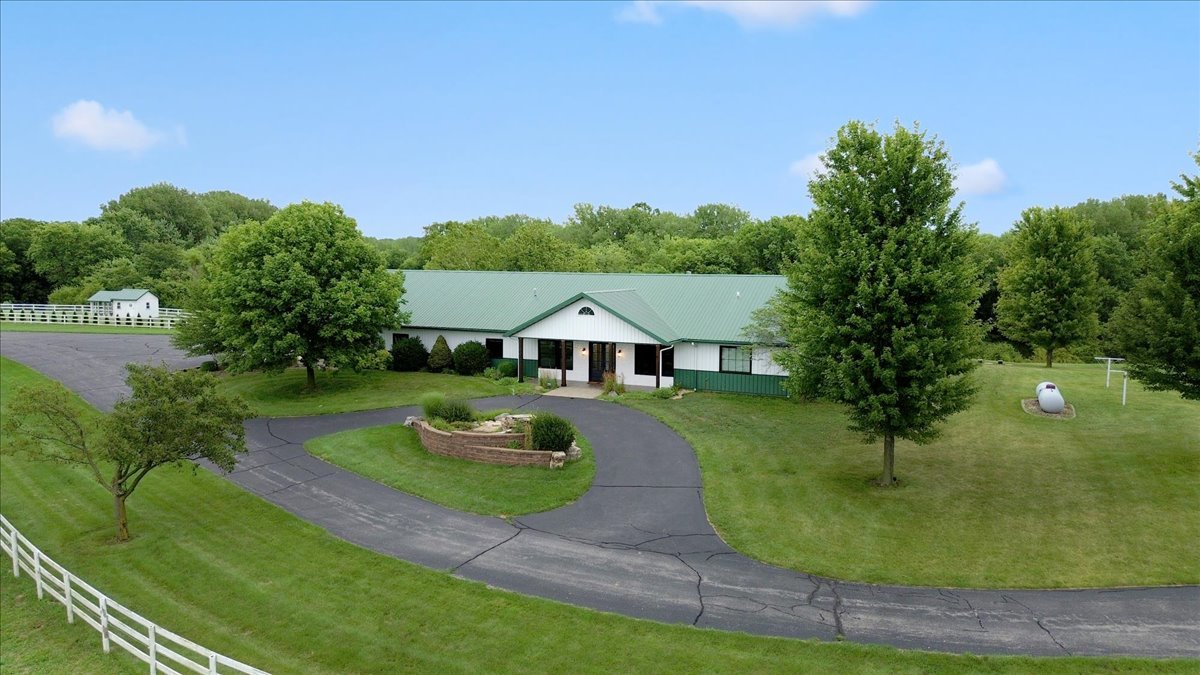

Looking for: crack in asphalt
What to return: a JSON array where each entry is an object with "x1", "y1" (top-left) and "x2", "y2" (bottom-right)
[
  {"x1": 255, "y1": 469, "x2": 335, "y2": 496},
  {"x1": 452, "y1": 528, "x2": 524, "y2": 573}
]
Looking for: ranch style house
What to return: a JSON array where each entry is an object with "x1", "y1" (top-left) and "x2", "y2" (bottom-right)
[{"x1": 388, "y1": 270, "x2": 789, "y2": 396}]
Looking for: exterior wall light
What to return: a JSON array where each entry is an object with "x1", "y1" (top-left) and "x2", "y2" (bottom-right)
[{"x1": 617, "y1": 349, "x2": 623, "y2": 357}]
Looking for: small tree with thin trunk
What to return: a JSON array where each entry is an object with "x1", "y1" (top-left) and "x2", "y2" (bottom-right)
[
  {"x1": 3, "y1": 364, "x2": 251, "y2": 541},
  {"x1": 997, "y1": 207, "x2": 1099, "y2": 367},
  {"x1": 773, "y1": 121, "x2": 980, "y2": 486}
]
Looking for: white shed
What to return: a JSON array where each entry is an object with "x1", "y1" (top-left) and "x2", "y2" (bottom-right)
[{"x1": 87, "y1": 289, "x2": 160, "y2": 318}]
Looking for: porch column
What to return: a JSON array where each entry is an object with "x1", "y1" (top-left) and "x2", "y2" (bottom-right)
[
  {"x1": 560, "y1": 339, "x2": 568, "y2": 387},
  {"x1": 656, "y1": 344, "x2": 662, "y2": 389},
  {"x1": 517, "y1": 338, "x2": 524, "y2": 383}
]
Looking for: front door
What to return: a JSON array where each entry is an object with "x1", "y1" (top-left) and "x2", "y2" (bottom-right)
[{"x1": 588, "y1": 342, "x2": 614, "y2": 382}]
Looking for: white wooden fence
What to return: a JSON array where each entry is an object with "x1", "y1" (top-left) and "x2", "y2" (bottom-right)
[
  {"x1": 1, "y1": 514, "x2": 268, "y2": 675},
  {"x1": 0, "y1": 304, "x2": 188, "y2": 329}
]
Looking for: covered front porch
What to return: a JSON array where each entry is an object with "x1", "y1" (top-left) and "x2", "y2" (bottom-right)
[{"x1": 506, "y1": 290, "x2": 677, "y2": 390}]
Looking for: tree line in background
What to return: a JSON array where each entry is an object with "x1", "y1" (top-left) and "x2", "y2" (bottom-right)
[
  {"x1": 0, "y1": 183, "x2": 276, "y2": 308},
  {"x1": 0, "y1": 154, "x2": 1194, "y2": 382}
]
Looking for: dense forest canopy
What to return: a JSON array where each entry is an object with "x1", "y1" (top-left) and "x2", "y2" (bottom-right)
[{"x1": 0, "y1": 178, "x2": 1182, "y2": 362}]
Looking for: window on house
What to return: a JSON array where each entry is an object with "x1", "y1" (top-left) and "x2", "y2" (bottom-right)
[
  {"x1": 661, "y1": 348, "x2": 674, "y2": 377},
  {"x1": 116, "y1": 302, "x2": 121, "y2": 309},
  {"x1": 391, "y1": 333, "x2": 409, "y2": 349},
  {"x1": 486, "y1": 338, "x2": 504, "y2": 359},
  {"x1": 634, "y1": 344, "x2": 658, "y2": 376},
  {"x1": 146, "y1": 302, "x2": 150, "y2": 309},
  {"x1": 538, "y1": 339, "x2": 573, "y2": 369},
  {"x1": 578, "y1": 306, "x2": 595, "y2": 315},
  {"x1": 719, "y1": 346, "x2": 752, "y2": 374}
]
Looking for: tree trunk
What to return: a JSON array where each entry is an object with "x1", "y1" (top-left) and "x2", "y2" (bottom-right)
[
  {"x1": 880, "y1": 434, "x2": 896, "y2": 486},
  {"x1": 306, "y1": 363, "x2": 317, "y2": 389},
  {"x1": 1045, "y1": 347, "x2": 1054, "y2": 368},
  {"x1": 114, "y1": 494, "x2": 130, "y2": 542}
]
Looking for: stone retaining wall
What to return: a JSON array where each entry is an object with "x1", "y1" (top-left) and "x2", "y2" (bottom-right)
[{"x1": 413, "y1": 420, "x2": 562, "y2": 467}]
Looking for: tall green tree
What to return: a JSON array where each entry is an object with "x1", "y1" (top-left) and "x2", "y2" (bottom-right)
[
  {"x1": 3, "y1": 364, "x2": 251, "y2": 541},
  {"x1": 773, "y1": 121, "x2": 979, "y2": 486},
  {"x1": 420, "y1": 221, "x2": 502, "y2": 270},
  {"x1": 196, "y1": 190, "x2": 277, "y2": 233},
  {"x1": 104, "y1": 183, "x2": 215, "y2": 246},
  {"x1": 0, "y1": 218, "x2": 53, "y2": 302},
  {"x1": 28, "y1": 221, "x2": 130, "y2": 288},
  {"x1": 730, "y1": 215, "x2": 804, "y2": 274},
  {"x1": 175, "y1": 202, "x2": 407, "y2": 388},
  {"x1": 1109, "y1": 159, "x2": 1200, "y2": 399},
  {"x1": 997, "y1": 207, "x2": 1100, "y2": 367},
  {"x1": 497, "y1": 221, "x2": 581, "y2": 271}
]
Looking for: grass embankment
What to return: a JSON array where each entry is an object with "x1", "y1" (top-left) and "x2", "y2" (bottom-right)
[
  {"x1": 0, "y1": 322, "x2": 173, "y2": 335},
  {"x1": 625, "y1": 363, "x2": 1200, "y2": 589},
  {"x1": 4, "y1": 358, "x2": 1189, "y2": 672},
  {"x1": 306, "y1": 425, "x2": 595, "y2": 516},
  {"x1": 215, "y1": 368, "x2": 534, "y2": 417},
  {"x1": 0, "y1": 575, "x2": 138, "y2": 674}
]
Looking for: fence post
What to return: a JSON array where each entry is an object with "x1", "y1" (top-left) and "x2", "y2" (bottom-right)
[
  {"x1": 9, "y1": 527, "x2": 17, "y2": 578},
  {"x1": 99, "y1": 595, "x2": 111, "y2": 653},
  {"x1": 65, "y1": 570, "x2": 74, "y2": 623},
  {"x1": 34, "y1": 548, "x2": 43, "y2": 599},
  {"x1": 209, "y1": 652, "x2": 218, "y2": 674},
  {"x1": 149, "y1": 624, "x2": 158, "y2": 675}
]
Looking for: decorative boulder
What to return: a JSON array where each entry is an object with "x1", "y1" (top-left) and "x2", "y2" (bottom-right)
[
  {"x1": 550, "y1": 452, "x2": 566, "y2": 469},
  {"x1": 1036, "y1": 382, "x2": 1065, "y2": 414}
]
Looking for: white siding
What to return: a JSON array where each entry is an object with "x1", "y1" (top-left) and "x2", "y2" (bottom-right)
[
  {"x1": 675, "y1": 343, "x2": 788, "y2": 376},
  {"x1": 392, "y1": 329, "x2": 515, "y2": 357},
  {"x1": 513, "y1": 299, "x2": 660, "y2": 345},
  {"x1": 113, "y1": 293, "x2": 159, "y2": 319}
]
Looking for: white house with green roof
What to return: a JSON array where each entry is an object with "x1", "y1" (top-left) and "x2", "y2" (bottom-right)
[
  {"x1": 389, "y1": 270, "x2": 789, "y2": 396},
  {"x1": 87, "y1": 288, "x2": 159, "y2": 319}
]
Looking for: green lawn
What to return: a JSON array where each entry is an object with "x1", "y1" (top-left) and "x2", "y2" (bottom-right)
[
  {"x1": 624, "y1": 363, "x2": 1200, "y2": 589},
  {"x1": 3, "y1": 358, "x2": 1189, "y2": 673},
  {"x1": 0, "y1": 321, "x2": 173, "y2": 335},
  {"x1": 215, "y1": 368, "x2": 535, "y2": 417},
  {"x1": 306, "y1": 424, "x2": 595, "y2": 516},
  {"x1": 0, "y1": 575, "x2": 138, "y2": 674}
]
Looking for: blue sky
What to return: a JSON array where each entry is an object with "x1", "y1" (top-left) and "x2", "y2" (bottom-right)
[{"x1": 1, "y1": 1, "x2": 1196, "y2": 237}]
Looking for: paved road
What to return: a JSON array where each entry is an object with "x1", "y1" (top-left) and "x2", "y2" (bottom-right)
[{"x1": 2, "y1": 331, "x2": 1197, "y2": 658}]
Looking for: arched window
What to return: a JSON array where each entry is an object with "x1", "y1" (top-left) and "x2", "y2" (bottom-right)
[{"x1": 578, "y1": 306, "x2": 595, "y2": 316}]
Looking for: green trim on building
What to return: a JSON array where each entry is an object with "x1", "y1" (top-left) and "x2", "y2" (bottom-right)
[{"x1": 673, "y1": 369, "x2": 788, "y2": 397}]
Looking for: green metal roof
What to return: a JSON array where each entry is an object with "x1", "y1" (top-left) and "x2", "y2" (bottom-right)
[
  {"x1": 87, "y1": 288, "x2": 152, "y2": 302},
  {"x1": 400, "y1": 270, "x2": 784, "y2": 344}
]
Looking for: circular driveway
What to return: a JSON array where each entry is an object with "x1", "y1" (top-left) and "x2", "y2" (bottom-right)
[{"x1": 2, "y1": 331, "x2": 1197, "y2": 658}]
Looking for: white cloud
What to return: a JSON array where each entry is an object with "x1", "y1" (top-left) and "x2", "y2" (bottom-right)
[
  {"x1": 51, "y1": 100, "x2": 174, "y2": 153},
  {"x1": 617, "y1": 0, "x2": 662, "y2": 24},
  {"x1": 619, "y1": 1, "x2": 872, "y2": 28},
  {"x1": 789, "y1": 153, "x2": 826, "y2": 180},
  {"x1": 955, "y1": 158, "x2": 1008, "y2": 196}
]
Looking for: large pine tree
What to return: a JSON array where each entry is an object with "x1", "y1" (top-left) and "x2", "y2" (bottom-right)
[{"x1": 776, "y1": 121, "x2": 980, "y2": 486}]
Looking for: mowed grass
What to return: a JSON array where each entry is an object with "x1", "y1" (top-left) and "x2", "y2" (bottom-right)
[
  {"x1": 215, "y1": 368, "x2": 534, "y2": 417},
  {"x1": 625, "y1": 363, "x2": 1200, "y2": 589},
  {"x1": 0, "y1": 575, "x2": 138, "y2": 674},
  {"x1": 306, "y1": 425, "x2": 595, "y2": 516},
  {"x1": 3, "y1": 358, "x2": 1190, "y2": 673},
  {"x1": 1, "y1": 321, "x2": 173, "y2": 335}
]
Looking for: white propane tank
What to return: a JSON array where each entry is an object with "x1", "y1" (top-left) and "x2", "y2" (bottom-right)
[{"x1": 1036, "y1": 381, "x2": 1065, "y2": 414}]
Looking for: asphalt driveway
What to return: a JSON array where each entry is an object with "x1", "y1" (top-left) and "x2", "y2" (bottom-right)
[{"x1": 2, "y1": 331, "x2": 1196, "y2": 657}]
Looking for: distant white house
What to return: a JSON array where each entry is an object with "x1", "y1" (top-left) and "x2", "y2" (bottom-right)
[{"x1": 87, "y1": 289, "x2": 160, "y2": 318}]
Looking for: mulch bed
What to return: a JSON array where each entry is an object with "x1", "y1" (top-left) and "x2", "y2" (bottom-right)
[{"x1": 1021, "y1": 398, "x2": 1076, "y2": 419}]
